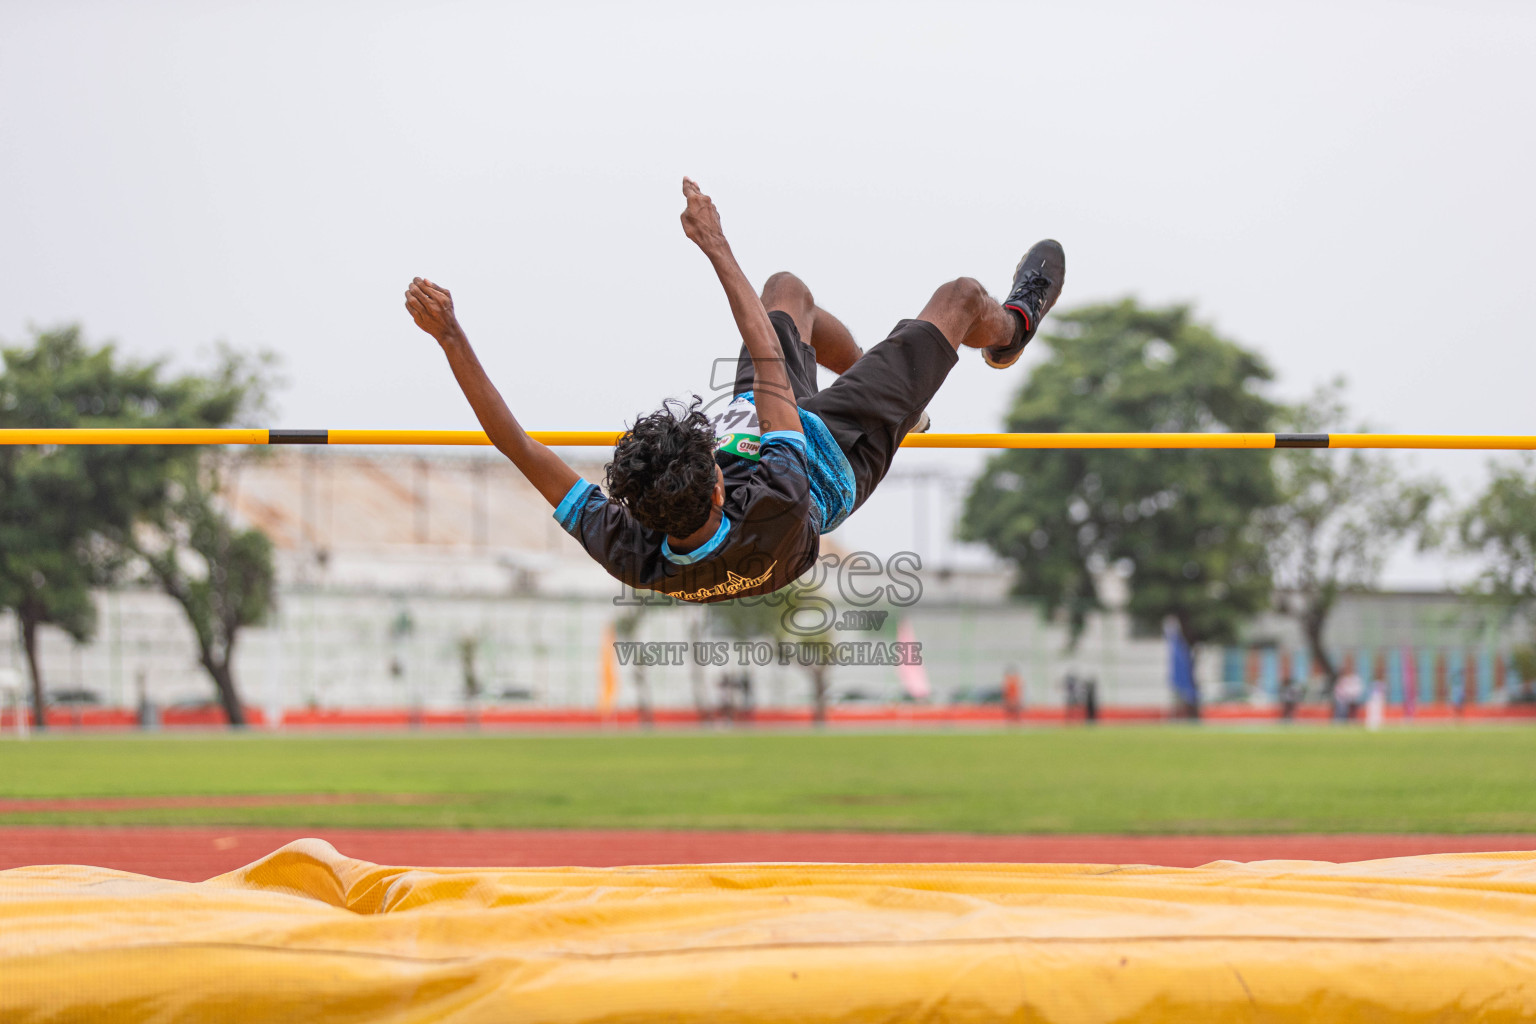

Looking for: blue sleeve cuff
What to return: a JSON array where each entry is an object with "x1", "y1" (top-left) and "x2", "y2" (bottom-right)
[
  {"x1": 553, "y1": 479, "x2": 597, "y2": 532},
  {"x1": 761, "y1": 430, "x2": 806, "y2": 449}
]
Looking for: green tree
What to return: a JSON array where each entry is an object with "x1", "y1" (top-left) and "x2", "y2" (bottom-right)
[
  {"x1": 130, "y1": 452, "x2": 277, "y2": 726},
  {"x1": 1263, "y1": 382, "x2": 1440, "y2": 692},
  {"x1": 707, "y1": 597, "x2": 778, "y2": 720},
  {"x1": 709, "y1": 588, "x2": 840, "y2": 723},
  {"x1": 1460, "y1": 455, "x2": 1536, "y2": 696},
  {"x1": 123, "y1": 348, "x2": 278, "y2": 727},
  {"x1": 960, "y1": 300, "x2": 1281, "y2": 684},
  {"x1": 613, "y1": 607, "x2": 654, "y2": 727},
  {"x1": 0, "y1": 532, "x2": 103, "y2": 731},
  {"x1": 780, "y1": 590, "x2": 838, "y2": 725},
  {"x1": 0, "y1": 327, "x2": 245, "y2": 729}
]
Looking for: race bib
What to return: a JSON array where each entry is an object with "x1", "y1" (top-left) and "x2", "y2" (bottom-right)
[{"x1": 712, "y1": 395, "x2": 761, "y2": 461}]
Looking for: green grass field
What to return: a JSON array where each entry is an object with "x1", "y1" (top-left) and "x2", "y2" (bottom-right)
[{"x1": 3, "y1": 727, "x2": 1535, "y2": 833}]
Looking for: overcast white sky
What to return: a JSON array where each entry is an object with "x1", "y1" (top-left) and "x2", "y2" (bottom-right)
[{"x1": 3, "y1": 1, "x2": 1533, "y2": 584}]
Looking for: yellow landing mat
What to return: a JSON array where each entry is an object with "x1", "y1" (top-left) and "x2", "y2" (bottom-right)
[{"x1": 4, "y1": 840, "x2": 1536, "y2": 1022}]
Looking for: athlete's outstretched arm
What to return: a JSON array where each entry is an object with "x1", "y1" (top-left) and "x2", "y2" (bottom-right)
[
  {"x1": 679, "y1": 177, "x2": 803, "y2": 436},
  {"x1": 405, "y1": 277, "x2": 580, "y2": 506}
]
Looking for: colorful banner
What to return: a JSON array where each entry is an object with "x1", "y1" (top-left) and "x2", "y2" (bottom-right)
[
  {"x1": 896, "y1": 619, "x2": 930, "y2": 701},
  {"x1": 599, "y1": 623, "x2": 619, "y2": 714}
]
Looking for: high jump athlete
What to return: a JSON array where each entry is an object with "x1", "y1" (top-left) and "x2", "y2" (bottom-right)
[{"x1": 405, "y1": 178, "x2": 1063, "y2": 603}]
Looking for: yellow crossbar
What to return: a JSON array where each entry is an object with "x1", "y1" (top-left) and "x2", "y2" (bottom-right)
[{"x1": 0, "y1": 429, "x2": 1531, "y2": 450}]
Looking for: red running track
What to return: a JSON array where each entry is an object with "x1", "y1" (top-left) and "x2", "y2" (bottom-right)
[
  {"x1": 5, "y1": 702, "x2": 1534, "y2": 730},
  {"x1": 3, "y1": 827, "x2": 1534, "y2": 882}
]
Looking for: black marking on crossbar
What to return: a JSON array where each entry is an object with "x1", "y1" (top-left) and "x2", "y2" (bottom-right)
[
  {"x1": 1274, "y1": 433, "x2": 1330, "y2": 448},
  {"x1": 268, "y1": 429, "x2": 330, "y2": 445}
]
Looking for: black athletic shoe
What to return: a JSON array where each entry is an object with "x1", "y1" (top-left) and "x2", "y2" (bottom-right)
[{"x1": 984, "y1": 239, "x2": 1065, "y2": 369}]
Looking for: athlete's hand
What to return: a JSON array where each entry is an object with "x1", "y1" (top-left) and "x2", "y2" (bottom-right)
[
  {"x1": 405, "y1": 277, "x2": 463, "y2": 344},
  {"x1": 680, "y1": 177, "x2": 727, "y2": 255}
]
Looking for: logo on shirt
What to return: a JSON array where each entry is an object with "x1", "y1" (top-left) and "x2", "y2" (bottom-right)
[
  {"x1": 715, "y1": 433, "x2": 760, "y2": 459},
  {"x1": 672, "y1": 562, "x2": 778, "y2": 603},
  {"x1": 711, "y1": 395, "x2": 762, "y2": 462}
]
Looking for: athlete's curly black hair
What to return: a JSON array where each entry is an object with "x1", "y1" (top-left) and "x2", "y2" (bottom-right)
[{"x1": 605, "y1": 396, "x2": 719, "y2": 536}]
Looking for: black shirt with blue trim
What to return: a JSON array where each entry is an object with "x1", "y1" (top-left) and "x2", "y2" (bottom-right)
[
  {"x1": 552, "y1": 430, "x2": 820, "y2": 603},
  {"x1": 715, "y1": 390, "x2": 856, "y2": 534}
]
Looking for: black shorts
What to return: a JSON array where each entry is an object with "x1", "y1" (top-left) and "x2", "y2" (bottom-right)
[{"x1": 733, "y1": 312, "x2": 957, "y2": 511}]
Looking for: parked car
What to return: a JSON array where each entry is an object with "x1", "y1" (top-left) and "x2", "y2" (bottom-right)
[
  {"x1": 948, "y1": 685, "x2": 1005, "y2": 706},
  {"x1": 493, "y1": 686, "x2": 539, "y2": 703},
  {"x1": 832, "y1": 688, "x2": 881, "y2": 704},
  {"x1": 46, "y1": 688, "x2": 102, "y2": 707}
]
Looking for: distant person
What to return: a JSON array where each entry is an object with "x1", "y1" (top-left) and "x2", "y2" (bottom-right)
[
  {"x1": 406, "y1": 179, "x2": 1064, "y2": 603},
  {"x1": 1063, "y1": 672, "x2": 1080, "y2": 723},
  {"x1": 1002, "y1": 665, "x2": 1023, "y2": 722},
  {"x1": 134, "y1": 668, "x2": 158, "y2": 732},
  {"x1": 1334, "y1": 670, "x2": 1364, "y2": 722},
  {"x1": 718, "y1": 671, "x2": 751, "y2": 722},
  {"x1": 1082, "y1": 677, "x2": 1099, "y2": 723},
  {"x1": 1278, "y1": 676, "x2": 1299, "y2": 721},
  {"x1": 739, "y1": 671, "x2": 755, "y2": 721}
]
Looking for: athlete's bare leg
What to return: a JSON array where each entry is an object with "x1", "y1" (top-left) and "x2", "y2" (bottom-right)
[
  {"x1": 761, "y1": 272, "x2": 863, "y2": 374},
  {"x1": 914, "y1": 277, "x2": 1016, "y2": 352},
  {"x1": 762, "y1": 274, "x2": 1010, "y2": 435}
]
